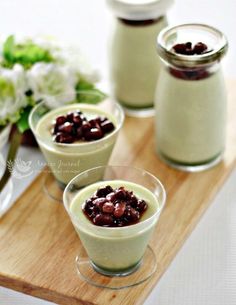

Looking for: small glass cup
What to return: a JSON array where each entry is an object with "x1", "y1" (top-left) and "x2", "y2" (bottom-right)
[
  {"x1": 63, "y1": 165, "x2": 166, "y2": 289},
  {"x1": 29, "y1": 92, "x2": 124, "y2": 201}
]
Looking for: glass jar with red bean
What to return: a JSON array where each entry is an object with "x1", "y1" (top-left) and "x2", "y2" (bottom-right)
[{"x1": 155, "y1": 24, "x2": 228, "y2": 172}]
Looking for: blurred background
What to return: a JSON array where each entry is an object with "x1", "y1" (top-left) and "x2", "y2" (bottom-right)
[{"x1": 0, "y1": 0, "x2": 235, "y2": 90}]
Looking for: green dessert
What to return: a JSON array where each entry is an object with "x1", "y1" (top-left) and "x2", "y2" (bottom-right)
[
  {"x1": 110, "y1": 17, "x2": 167, "y2": 109},
  {"x1": 69, "y1": 180, "x2": 160, "y2": 273},
  {"x1": 33, "y1": 103, "x2": 121, "y2": 185},
  {"x1": 156, "y1": 67, "x2": 227, "y2": 164}
]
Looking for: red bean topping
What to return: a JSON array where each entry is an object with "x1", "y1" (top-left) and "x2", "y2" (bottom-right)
[
  {"x1": 89, "y1": 119, "x2": 100, "y2": 128},
  {"x1": 81, "y1": 121, "x2": 92, "y2": 133},
  {"x1": 82, "y1": 185, "x2": 148, "y2": 227},
  {"x1": 54, "y1": 133, "x2": 74, "y2": 143},
  {"x1": 173, "y1": 41, "x2": 208, "y2": 55},
  {"x1": 97, "y1": 116, "x2": 107, "y2": 124},
  {"x1": 185, "y1": 42, "x2": 192, "y2": 49},
  {"x1": 129, "y1": 208, "x2": 140, "y2": 221},
  {"x1": 52, "y1": 110, "x2": 115, "y2": 144},
  {"x1": 193, "y1": 42, "x2": 208, "y2": 54},
  {"x1": 84, "y1": 127, "x2": 103, "y2": 141},
  {"x1": 76, "y1": 127, "x2": 83, "y2": 139},
  {"x1": 58, "y1": 122, "x2": 73, "y2": 134},
  {"x1": 114, "y1": 202, "x2": 126, "y2": 218},
  {"x1": 93, "y1": 214, "x2": 113, "y2": 226},
  {"x1": 100, "y1": 121, "x2": 115, "y2": 133},
  {"x1": 56, "y1": 115, "x2": 66, "y2": 125},
  {"x1": 173, "y1": 43, "x2": 187, "y2": 54},
  {"x1": 137, "y1": 199, "x2": 147, "y2": 212},
  {"x1": 185, "y1": 48, "x2": 195, "y2": 55},
  {"x1": 73, "y1": 114, "x2": 82, "y2": 126},
  {"x1": 82, "y1": 199, "x2": 94, "y2": 216},
  {"x1": 115, "y1": 189, "x2": 127, "y2": 200},
  {"x1": 66, "y1": 112, "x2": 74, "y2": 122},
  {"x1": 52, "y1": 125, "x2": 58, "y2": 135},
  {"x1": 169, "y1": 67, "x2": 210, "y2": 80},
  {"x1": 129, "y1": 194, "x2": 138, "y2": 207},
  {"x1": 54, "y1": 133, "x2": 63, "y2": 142},
  {"x1": 106, "y1": 192, "x2": 116, "y2": 202},
  {"x1": 93, "y1": 197, "x2": 107, "y2": 209},
  {"x1": 96, "y1": 186, "x2": 114, "y2": 198},
  {"x1": 102, "y1": 202, "x2": 115, "y2": 214}
]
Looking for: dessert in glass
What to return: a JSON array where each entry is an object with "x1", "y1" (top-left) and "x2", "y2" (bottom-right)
[
  {"x1": 63, "y1": 166, "x2": 166, "y2": 289},
  {"x1": 29, "y1": 93, "x2": 124, "y2": 200},
  {"x1": 107, "y1": 0, "x2": 173, "y2": 117},
  {"x1": 155, "y1": 24, "x2": 228, "y2": 171}
]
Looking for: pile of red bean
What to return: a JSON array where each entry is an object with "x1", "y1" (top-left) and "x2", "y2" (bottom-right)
[
  {"x1": 173, "y1": 42, "x2": 208, "y2": 55},
  {"x1": 169, "y1": 67, "x2": 209, "y2": 80},
  {"x1": 169, "y1": 42, "x2": 210, "y2": 80},
  {"x1": 82, "y1": 185, "x2": 148, "y2": 227},
  {"x1": 52, "y1": 110, "x2": 115, "y2": 143}
]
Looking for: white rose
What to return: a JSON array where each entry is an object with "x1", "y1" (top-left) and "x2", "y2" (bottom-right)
[
  {"x1": 27, "y1": 63, "x2": 77, "y2": 108},
  {"x1": 0, "y1": 64, "x2": 28, "y2": 125}
]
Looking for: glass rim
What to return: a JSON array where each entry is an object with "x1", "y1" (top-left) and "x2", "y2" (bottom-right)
[
  {"x1": 63, "y1": 165, "x2": 167, "y2": 233},
  {"x1": 29, "y1": 93, "x2": 124, "y2": 149},
  {"x1": 157, "y1": 23, "x2": 228, "y2": 67}
]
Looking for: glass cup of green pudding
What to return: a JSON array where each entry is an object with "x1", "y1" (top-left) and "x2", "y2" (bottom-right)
[
  {"x1": 63, "y1": 166, "x2": 166, "y2": 288},
  {"x1": 29, "y1": 94, "x2": 124, "y2": 193}
]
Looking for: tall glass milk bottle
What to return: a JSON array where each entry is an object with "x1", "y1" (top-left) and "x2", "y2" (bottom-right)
[
  {"x1": 155, "y1": 24, "x2": 228, "y2": 171},
  {"x1": 107, "y1": 0, "x2": 173, "y2": 117}
]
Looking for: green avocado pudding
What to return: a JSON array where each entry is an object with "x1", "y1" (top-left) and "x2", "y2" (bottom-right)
[
  {"x1": 29, "y1": 102, "x2": 124, "y2": 186},
  {"x1": 66, "y1": 179, "x2": 161, "y2": 274}
]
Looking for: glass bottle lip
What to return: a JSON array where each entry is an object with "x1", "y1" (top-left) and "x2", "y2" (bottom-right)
[
  {"x1": 157, "y1": 23, "x2": 228, "y2": 68},
  {"x1": 106, "y1": 0, "x2": 174, "y2": 21}
]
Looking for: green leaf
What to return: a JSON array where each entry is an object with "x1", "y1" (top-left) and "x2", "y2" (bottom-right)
[
  {"x1": 76, "y1": 89, "x2": 107, "y2": 104},
  {"x1": 2, "y1": 35, "x2": 54, "y2": 69},
  {"x1": 16, "y1": 106, "x2": 32, "y2": 133},
  {"x1": 3, "y1": 35, "x2": 15, "y2": 63},
  {"x1": 76, "y1": 78, "x2": 94, "y2": 91},
  {"x1": 76, "y1": 78, "x2": 107, "y2": 104}
]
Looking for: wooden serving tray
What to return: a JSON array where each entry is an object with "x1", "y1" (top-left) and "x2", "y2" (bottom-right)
[{"x1": 0, "y1": 80, "x2": 236, "y2": 305}]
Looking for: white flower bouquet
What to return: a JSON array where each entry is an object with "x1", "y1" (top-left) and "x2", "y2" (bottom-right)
[
  {"x1": 0, "y1": 35, "x2": 106, "y2": 192},
  {"x1": 0, "y1": 35, "x2": 106, "y2": 131}
]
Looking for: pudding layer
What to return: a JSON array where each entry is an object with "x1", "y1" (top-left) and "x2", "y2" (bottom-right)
[
  {"x1": 35, "y1": 104, "x2": 118, "y2": 184},
  {"x1": 70, "y1": 180, "x2": 159, "y2": 271}
]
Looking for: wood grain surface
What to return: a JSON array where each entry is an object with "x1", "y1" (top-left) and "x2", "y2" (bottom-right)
[{"x1": 0, "y1": 80, "x2": 235, "y2": 305}]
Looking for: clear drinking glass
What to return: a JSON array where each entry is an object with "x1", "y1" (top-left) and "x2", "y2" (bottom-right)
[
  {"x1": 29, "y1": 92, "x2": 124, "y2": 201},
  {"x1": 63, "y1": 165, "x2": 166, "y2": 289}
]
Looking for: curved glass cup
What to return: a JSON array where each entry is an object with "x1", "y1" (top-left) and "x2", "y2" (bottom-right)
[
  {"x1": 29, "y1": 92, "x2": 124, "y2": 201},
  {"x1": 0, "y1": 125, "x2": 13, "y2": 217},
  {"x1": 63, "y1": 165, "x2": 166, "y2": 289}
]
